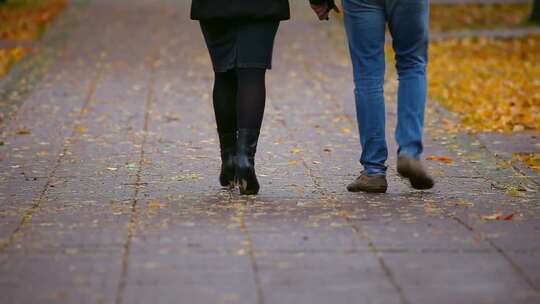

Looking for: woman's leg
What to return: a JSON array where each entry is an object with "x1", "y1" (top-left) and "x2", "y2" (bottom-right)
[
  {"x1": 232, "y1": 19, "x2": 277, "y2": 195},
  {"x1": 234, "y1": 68, "x2": 267, "y2": 195},
  {"x1": 213, "y1": 70, "x2": 237, "y2": 133},
  {"x1": 213, "y1": 70, "x2": 238, "y2": 187},
  {"x1": 235, "y1": 68, "x2": 267, "y2": 130}
]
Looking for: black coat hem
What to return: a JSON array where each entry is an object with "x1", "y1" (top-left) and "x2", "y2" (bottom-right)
[{"x1": 190, "y1": 0, "x2": 290, "y2": 21}]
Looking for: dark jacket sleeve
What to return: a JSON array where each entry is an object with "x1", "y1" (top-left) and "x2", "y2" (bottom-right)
[
  {"x1": 191, "y1": 0, "x2": 290, "y2": 21},
  {"x1": 309, "y1": 0, "x2": 336, "y2": 9}
]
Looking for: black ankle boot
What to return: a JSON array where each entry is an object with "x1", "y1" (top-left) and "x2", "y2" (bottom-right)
[
  {"x1": 235, "y1": 129, "x2": 260, "y2": 195},
  {"x1": 218, "y1": 132, "x2": 236, "y2": 188}
]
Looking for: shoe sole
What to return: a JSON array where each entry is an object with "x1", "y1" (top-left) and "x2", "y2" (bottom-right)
[
  {"x1": 221, "y1": 181, "x2": 235, "y2": 189},
  {"x1": 347, "y1": 189, "x2": 387, "y2": 193},
  {"x1": 347, "y1": 186, "x2": 387, "y2": 194}
]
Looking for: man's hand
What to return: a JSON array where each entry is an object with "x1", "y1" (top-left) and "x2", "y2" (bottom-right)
[{"x1": 311, "y1": 2, "x2": 340, "y2": 21}]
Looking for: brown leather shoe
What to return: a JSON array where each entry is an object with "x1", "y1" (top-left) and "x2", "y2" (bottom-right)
[
  {"x1": 347, "y1": 171, "x2": 388, "y2": 193},
  {"x1": 397, "y1": 155, "x2": 435, "y2": 190}
]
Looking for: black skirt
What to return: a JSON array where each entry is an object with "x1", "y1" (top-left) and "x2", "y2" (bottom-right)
[{"x1": 200, "y1": 20, "x2": 280, "y2": 72}]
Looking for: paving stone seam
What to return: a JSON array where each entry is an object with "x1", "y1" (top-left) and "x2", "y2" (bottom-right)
[
  {"x1": 299, "y1": 54, "x2": 413, "y2": 302},
  {"x1": 430, "y1": 104, "x2": 539, "y2": 190},
  {"x1": 270, "y1": 88, "x2": 411, "y2": 303},
  {"x1": 114, "y1": 58, "x2": 157, "y2": 304},
  {"x1": 302, "y1": 160, "x2": 411, "y2": 304},
  {"x1": 327, "y1": 17, "x2": 539, "y2": 190},
  {"x1": 0, "y1": 62, "x2": 104, "y2": 253},
  {"x1": 301, "y1": 37, "x2": 538, "y2": 299},
  {"x1": 264, "y1": 48, "x2": 412, "y2": 301},
  {"x1": 325, "y1": 19, "x2": 537, "y2": 186},
  {"x1": 452, "y1": 216, "x2": 540, "y2": 293},
  {"x1": 469, "y1": 134, "x2": 540, "y2": 188},
  {"x1": 237, "y1": 201, "x2": 266, "y2": 304},
  {"x1": 0, "y1": 0, "x2": 90, "y2": 131},
  {"x1": 321, "y1": 108, "x2": 539, "y2": 302},
  {"x1": 355, "y1": 69, "x2": 540, "y2": 295}
]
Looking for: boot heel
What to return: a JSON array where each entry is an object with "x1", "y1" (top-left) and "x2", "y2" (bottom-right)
[
  {"x1": 235, "y1": 129, "x2": 261, "y2": 195},
  {"x1": 218, "y1": 132, "x2": 236, "y2": 188},
  {"x1": 221, "y1": 175, "x2": 235, "y2": 189},
  {"x1": 220, "y1": 160, "x2": 235, "y2": 188}
]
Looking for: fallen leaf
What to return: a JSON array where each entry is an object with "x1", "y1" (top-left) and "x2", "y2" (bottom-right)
[
  {"x1": 125, "y1": 162, "x2": 138, "y2": 170},
  {"x1": 64, "y1": 248, "x2": 79, "y2": 255},
  {"x1": 142, "y1": 262, "x2": 159, "y2": 270},
  {"x1": 481, "y1": 213, "x2": 515, "y2": 221},
  {"x1": 426, "y1": 155, "x2": 454, "y2": 164},
  {"x1": 148, "y1": 199, "x2": 167, "y2": 210},
  {"x1": 36, "y1": 151, "x2": 48, "y2": 157},
  {"x1": 429, "y1": 35, "x2": 540, "y2": 132},
  {"x1": 278, "y1": 262, "x2": 289, "y2": 269},
  {"x1": 164, "y1": 114, "x2": 181, "y2": 123},
  {"x1": 48, "y1": 178, "x2": 64, "y2": 188},
  {"x1": 430, "y1": 4, "x2": 529, "y2": 32},
  {"x1": 448, "y1": 199, "x2": 474, "y2": 207},
  {"x1": 15, "y1": 128, "x2": 31, "y2": 135},
  {"x1": 75, "y1": 125, "x2": 88, "y2": 134},
  {"x1": 514, "y1": 153, "x2": 540, "y2": 173},
  {"x1": 173, "y1": 173, "x2": 201, "y2": 181},
  {"x1": 503, "y1": 213, "x2": 515, "y2": 221},
  {"x1": 506, "y1": 186, "x2": 526, "y2": 197},
  {"x1": 481, "y1": 213, "x2": 502, "y2": 220}
]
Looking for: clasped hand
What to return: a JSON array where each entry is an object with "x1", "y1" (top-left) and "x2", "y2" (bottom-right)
[{"x1": 310, "y1": 1, "x2": 341, "y2": 21}]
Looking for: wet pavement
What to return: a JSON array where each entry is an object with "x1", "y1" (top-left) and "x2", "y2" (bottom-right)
[{"x1": 0, "y1": 1, "x2": 539, "y2": 303}]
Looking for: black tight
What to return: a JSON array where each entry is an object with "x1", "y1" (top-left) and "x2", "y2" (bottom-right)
[
  {"x1": 213, "y1": 70, "x2": 237, "y2": 133},
  {"x1": 213, "y1": 68, "x2": 267, "y2": 133}
]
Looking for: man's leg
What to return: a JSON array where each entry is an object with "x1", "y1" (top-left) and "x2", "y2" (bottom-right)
[
  {"x1": 387, "y1": 0, "x2": 434, "y2": 189},
  {"x1": 343, "y1": 0, "x2": 388, "y2": 176},
  {"x1": 387, "y1": 0, "x2": 429, "y2": 158}
]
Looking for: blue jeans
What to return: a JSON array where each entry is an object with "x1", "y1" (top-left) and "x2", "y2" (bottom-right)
[{"x1": 343, "y1": 0, "x2": 429, "y2": 175}]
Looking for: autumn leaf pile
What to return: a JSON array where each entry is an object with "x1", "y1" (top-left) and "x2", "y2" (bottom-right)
[
  {"x1": 430, "y1": 3, "x2": 531, "y2": 32},
  {"x1": 0, "y1": 48, "x2": 28, "y2": 78},
  {"x1": 0, "y1": 0, "x2": 67, "y2": 78},
  {"x1": 514, "y1": 153, "x2": 540, "y2": 173},
  {"x1": 334, "y1": 3, "x2": 532, "y2": 32},
  {"x1": 0, "y1": 0, "x2": 67, "y2": 41},
  {"x1": 429, "y1": 35, "x2": 540, "y2": 132}
]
